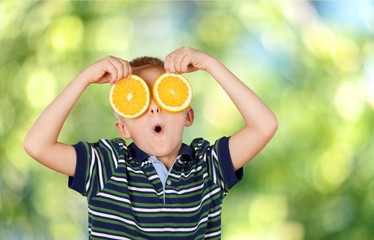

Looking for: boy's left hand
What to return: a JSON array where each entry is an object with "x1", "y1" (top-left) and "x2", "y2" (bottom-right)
[
  {"x1": 165, "y1": 46, "x2": 278, "y2": 171},
  {"x1": 164, "y1": 46, "x2": 212, "y2": 74}
]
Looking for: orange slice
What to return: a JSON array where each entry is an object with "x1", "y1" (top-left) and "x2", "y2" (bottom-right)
[
  {"x1": 153, "y1": 73, "x2": 192, "y2": 112},
  {"x1": 110, "y1": 75, "x2": 150, "y2": 119}
]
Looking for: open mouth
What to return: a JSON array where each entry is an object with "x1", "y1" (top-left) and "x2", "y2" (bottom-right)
[{"x1": 153, "y1": 124, "x2": 163, "y2": 134}]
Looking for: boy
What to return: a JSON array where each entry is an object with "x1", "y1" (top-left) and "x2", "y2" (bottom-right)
[{"x1": 24, "y1": 46, "x2": 278, "y2": 239}]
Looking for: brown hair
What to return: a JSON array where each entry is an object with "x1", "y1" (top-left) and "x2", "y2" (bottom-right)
[{"x1": 129, "y1": 56, "x2": 164, "y2": 69}]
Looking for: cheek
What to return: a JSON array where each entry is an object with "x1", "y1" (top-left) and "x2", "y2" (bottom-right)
[
  {"x1": 169, "y1": 117, "x2": 187, "y2": 133},
  {"x1": 125, "y1": 120, "x2": 147, "y2": 135}
]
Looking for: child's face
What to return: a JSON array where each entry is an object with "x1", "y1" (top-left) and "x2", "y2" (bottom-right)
[{"x1": 115, "y1": 66, "x2": 194, "y2": 159}]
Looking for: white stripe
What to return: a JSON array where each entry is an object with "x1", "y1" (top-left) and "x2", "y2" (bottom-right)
[
  {"x1": 204, "y1": 230, "x2": 221, "y2": 238},
  {"x1": 211, "y1": 149, "x2": 218, "y2": 184},
  {"x1": 126, "y1": 167, "x2": 144, "y2": 174},
  {"x1": 97, "y1": 192, "x2": 131, "y2": 204},
  {"x1": 148, "y1": 175, "x2": 158, "y2": 181},
  {"x1": 204, "y1": 152, "x2": 217, "y2": 184},
  {"x1": 169, "y1": 165, "x2": 203, "y2": 179},
  {"x1": 90, "y1": 229, "x2": 131, "y2": 240},
  {"x1": 202, "y1": 209, "x2": 223, "y2": 238},
  {"x1": 117, "y1": 142, "x2": 127, "y2": 164},
  {"x1": 211, "y1": 147, "x2": 218, "y2": 160},
  {"x1": 128, "y1": 186, "x2": 163, "y2": 195},
  {"x1": 126, "y1": 167, "x2": 161, "y2": 182},
  {"x1": 101, "y1": 139, "x2": 118, "y2": 169},
  {"x1": 118, "y1": 142, "x2": 127, "y2": 150},
  {"x1": 94, "y1": 148, "x2": 104, "y2": 190},
  {"x1": 165, "y1": 183, "x2": 204, "y2": 195},
  {"x1": 111, "y1": 176, "x2": 128, "y2": 183},
  {"x1": 141, "y1": 159, "x2": 152, "y2": 167},
  {"x1": 208, "y1": 208, "x2": 221, "y2": 218}
]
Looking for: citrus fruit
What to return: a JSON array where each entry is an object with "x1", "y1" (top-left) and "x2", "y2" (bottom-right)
[
  {"x1": 153, "y1": 73, "x2": 192, "y2": 113},
  {"x1": 110, "y1": 75, "x2": 150, "y2": 119}
]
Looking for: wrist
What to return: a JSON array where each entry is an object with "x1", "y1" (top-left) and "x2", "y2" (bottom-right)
[
  {"x1": 205, "y1": 56, "x2": 224, "y2": 74},
  {"x1": 73, "y1": 72, "x2": 92, "y2": 89}
]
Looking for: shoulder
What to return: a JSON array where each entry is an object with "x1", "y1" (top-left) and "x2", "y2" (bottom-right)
[
  {"x1": 190, "y1": 137, "x2": 230, "y2": 155},
  {"x1": 74, "y1": 138, "x2": 129, "y2": 159},
  {"x1": 69, "y1": 138, "x2": 130, "y2": 196},
  {"x1": 77, "y1": 137, "x2": 127, "y2": 148}
]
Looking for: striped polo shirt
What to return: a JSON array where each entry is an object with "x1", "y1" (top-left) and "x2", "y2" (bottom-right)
[{"x1": 69, "y1": 136, "x2": 243, "y2": 239}]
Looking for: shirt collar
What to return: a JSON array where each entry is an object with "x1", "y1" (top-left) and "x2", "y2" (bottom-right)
[{"x1": 128, "y1": 142, "x2": 195, "y2": 163}]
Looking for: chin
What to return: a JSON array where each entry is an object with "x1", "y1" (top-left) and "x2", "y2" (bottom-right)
[
  {"x1": 152, "y1": 148, "x2": 171, "y2": 158},
  {"x1": 152, "y1": 142, "x2": 178, "y2": 157}
]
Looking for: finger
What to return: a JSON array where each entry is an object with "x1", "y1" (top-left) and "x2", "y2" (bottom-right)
[
  {"x1": 172, "y1": 52, "x2": 183, "y2": 73},
  {"x1": 164, "y1": 60, "x2": 171, "y2": 73},
  {"x1": 179, "y1": 55, "x2": 191, "y2": 73},
  {"x1": 117, "y1": 58, "x2": 132, "y2": 79},
  {"x1": 106, "y1": 56, "x2": 125, "y2": 82},
  {"x1": 166, "y1": 48, "x2": 184, "y2": 73},
  {"x1": 174, "y1": 49, "x2": 187, "y2": 73},
  {"x1": 164, "y1": 52, "x2": 171, "y2": 73},
  {"x1": 121, "y1": 59, "x2": 132, "y2": 78},
  {"x1": 103, "y1": 57, "x2": 118, "y2": 84},
  {"x1": 165, "y1": 54, "x2": 176, "y2": 73}
]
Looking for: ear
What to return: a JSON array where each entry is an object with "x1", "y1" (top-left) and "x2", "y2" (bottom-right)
[
  {"x1": 185, "y1": 107, "x2": 194, "y2": 127},
  {"x1": 115, "y1": 120, "x2": 132, "y2": 139}
]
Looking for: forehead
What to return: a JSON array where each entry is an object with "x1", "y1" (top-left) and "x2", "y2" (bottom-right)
[{"x1": 132, "y1": 66, "x2": 165, "y2": 86}]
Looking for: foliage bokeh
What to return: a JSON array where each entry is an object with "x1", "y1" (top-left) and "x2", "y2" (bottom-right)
[{"x1": 1, "y1": 1, "x2": 374, "y2": 239}]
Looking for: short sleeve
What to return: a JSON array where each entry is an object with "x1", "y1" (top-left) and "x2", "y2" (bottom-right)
[
  {"x1": 68, "y1": 141, "x2": 89, "y2": 196},
  {"x1": 68, "y1": 139, "x2": 123, "y2": 198},
  {"x1": 192, "y1": 137, "x2": 243, "y2": 197},
  {"x1": 214, "y1": 136, "x2": 243, "y2": 190}
]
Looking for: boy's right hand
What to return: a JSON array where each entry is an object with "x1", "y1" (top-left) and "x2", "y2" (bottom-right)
[
  {"x1": 79, "y1": 56, "x2": 132, "y2": 85},
  {"x1": 24, "y1": 55, "x2": 131, "y2": 177}
]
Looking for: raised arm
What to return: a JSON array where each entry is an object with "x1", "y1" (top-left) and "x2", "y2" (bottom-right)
[
  {"x1": 23, "y1": 56, "x2": 132, "y2": 176},
  {"x1": 164, "y1": 47, "x2": 278, "y2": 170}
]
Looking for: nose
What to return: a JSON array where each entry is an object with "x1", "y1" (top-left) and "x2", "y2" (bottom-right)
[{"x1": 149, "y1": 100, "x2": 162, "y2": 115}]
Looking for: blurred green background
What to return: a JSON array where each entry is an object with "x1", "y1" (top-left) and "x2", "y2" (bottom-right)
[{"x1": 1, "y1": 1, "x2": 374, "y2": 239}]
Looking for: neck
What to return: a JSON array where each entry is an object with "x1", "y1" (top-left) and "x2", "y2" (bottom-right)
[{"x1": 157, "y1": 155, "x2": 177, "y2": 170}]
